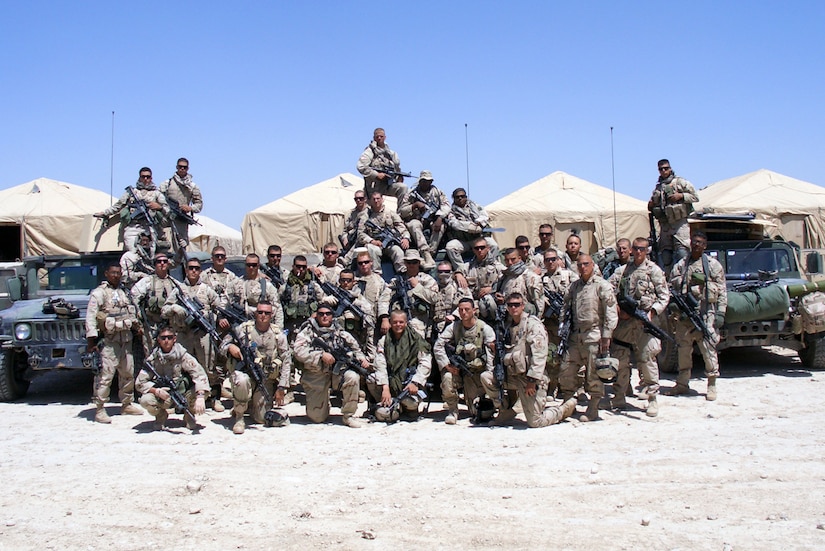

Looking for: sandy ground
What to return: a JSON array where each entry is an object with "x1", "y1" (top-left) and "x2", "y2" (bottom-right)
[{"x1": 1, "y1": 346, "x2": 824, "y2": 551}]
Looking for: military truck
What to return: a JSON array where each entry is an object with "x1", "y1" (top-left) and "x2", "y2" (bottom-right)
[
  {"x1": 0, "y1": 252, "x2": 123, "y2": 400},
  {"x1": 660, "y1": 212, "x2": 825, "y2": 370}
]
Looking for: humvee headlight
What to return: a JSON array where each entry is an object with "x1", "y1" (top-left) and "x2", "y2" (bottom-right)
[{"x1": 15, "y1": 323, "x2": 32, "y2": 341}]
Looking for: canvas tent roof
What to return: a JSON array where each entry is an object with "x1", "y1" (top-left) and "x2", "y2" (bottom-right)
[
  {"x1": 0, "y1": 178, "x2": 117, "y2": 257},
  {"x1": 695, "y1": 169, "x2": 825, "y2": 248},
  {"x1": 190, "y1": 215, "x2": 243, "y2": 256},
  {"x1": 242, "y1": 173, "x2": 396, "y2": 255},
  {"x1": 485, "y1": 171, "x2": 649, "y2": 254}
]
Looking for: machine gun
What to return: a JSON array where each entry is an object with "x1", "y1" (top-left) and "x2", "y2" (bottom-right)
[
  {"x1": 260, "y1": 264, "x2": 285, "y2": 287},
  {"x1": 391, "y1": 276, "x2": 413, "y2": 318},
  {"x1": 670, "y1": 288, "x2": 713, "y2": 342},
  {"x1": 557, "y1": 302, "x2": 573, "y2": 360},
  {"x1": 169, "y1": 281, "x2": 222, "y2": 345},
  {"x1": 166, "y1": 196, "x2": 201, "y2": 226},
  {"x1": 409, "y1": 189, "x2": 442, "y2": 223},
  {"x1": 310, "y1": 337, "x2": 371, "y2": 379},
  {"x1": 648, "y1": 212, "x2": 660, "y2": 266},
  {"x1": 365, "y1": 219, "x2": 404, "y2": 249},
  {"x1": 618, "y1": 294, "x2": 676, "y2": 345},
  {"x1": 543, "y1": 289, "x2": 564, "y2": 320},
  {"x1": 319, "y1": 281, "x2": 373, "y2": 326},
  {"x1": 142, "y1": 360, "x2": 197, "y2": 427}
]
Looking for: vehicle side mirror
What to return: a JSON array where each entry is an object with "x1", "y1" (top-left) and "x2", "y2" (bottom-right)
[
  {"x1": 7, "y1": 277, "x2": 22, "y2": 302},
  {"x1": 806, "y1": 251, "x2": 823, "y2": 275}
]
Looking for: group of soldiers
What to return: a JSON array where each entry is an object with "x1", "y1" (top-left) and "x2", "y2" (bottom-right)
[{"x1": 83, "y1": 136, "x2": 727, "y2": 434}]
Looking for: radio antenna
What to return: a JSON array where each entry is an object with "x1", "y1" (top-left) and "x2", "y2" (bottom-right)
[
  {"x1": 109, "y1": 111, "x2": 115, "y2": 206},
  {"x1": 464, "y1": 123, "x2": 470, "y2": 195}
]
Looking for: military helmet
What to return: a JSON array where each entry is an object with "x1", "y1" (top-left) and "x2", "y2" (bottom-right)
[
  {"x1": 374, "y1": 404, "x2": 401, "y2": 424},
  {"x1": 595, "y1": 355, "x2": 619, "y2": 383},
  {"x1": 471, "y1": 397, "x2": 496, "y2": 424},
  {"x1": 264, "y1": 409, "x2": 290, "y2": 427}
]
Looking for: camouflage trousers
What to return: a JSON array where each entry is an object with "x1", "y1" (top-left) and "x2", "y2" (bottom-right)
[
  {"x1": 440, "y1": 368, "x2": 498, "y2": 414},
  {"x1": 674, "y1": 316, "x2": 720, "y2": 386},
  {"x1": 92, "y1": 337, "x2": 135, "y2": 407},
  {"x1": 406, "y1": 219, "x2": 444, "y2": 253},
  {"x1": 230, "y1": 370, "x2": 278, "y2": 424},
  {"x1": 611, "y1": 319, "x2": 662, "y2": 398},
  {"x1": 559, "y1": 336, "x2": 602, "y2": 399},
  {"x1": 301, "y1": 368, "x2": 360, "y2": 423},
  {"x1": 139, "y1": 386, "x2": 198, "y2": 417}
]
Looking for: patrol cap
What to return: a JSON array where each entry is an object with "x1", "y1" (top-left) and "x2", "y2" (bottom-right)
[
  {"x1": 403, "y1": 249, "x2": 422, "y2": 262},
  {"x1": 418, "y1": 170, "x2": 433, "y2": 182}
]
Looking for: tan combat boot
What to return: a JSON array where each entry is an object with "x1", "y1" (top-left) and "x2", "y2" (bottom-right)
[
  {"x1": 421, "y1": 249, "x2": 436, "y2": 270},
  {"x1": 121, "y1": 402, "x2": 144, "y2": 415},
  {"x1": 95, "y1": 406, "x2": 112, "y2": 424},
  {"x1": 706, "y1": 376, "x2": 718, "y2": 401},
  {"x1": 232, "y1": 409, "x2": 246, "y2": 434},
  {"x1": 579, "y1": 397, "x2": 600, "y2": 422},
  {"x1": 665, "y1": 383, "x2": 690, "y2": 396},
  {"x1": 445, "y1": 408, "x2": 459, "y2": 425},
  {"x1": 547, "y1": 397, "x2": 578, "y2": 424},
  {"x1": 154, "y1": 409, "x2": 168, "y2": 430},
  {"x1": 489, "y1": 408, "x2": 517, "y2": 426},
  {"x1": 646, "y1": 396, "x2": 659, "y2": 417},
  {"x1": 211, "y1": 386, "x2": 225, "y2": 412},
  {"x1": 343, "y1": 415, "x2": 364, "y2": 429}
]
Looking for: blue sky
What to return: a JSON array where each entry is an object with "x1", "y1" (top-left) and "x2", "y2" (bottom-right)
[{"x1": 2, "y1": 2, "x2": 823, "y2": 230}]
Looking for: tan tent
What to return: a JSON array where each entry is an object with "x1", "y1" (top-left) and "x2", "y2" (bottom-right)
[
  {"x1": 0, "y1": 178, "x2": 119, "y2": 258},
  {"x1": 242, "y1": 173, "x2": 396, "y2": 255},
  {"x1": 696, "y1": 169, "x2": 825, "y2": 248},
  {"x1": 190, "y1": 216, "x2": 243, "y2": 256},
  {"x1": 486, "y1": 171, "x2": 650, "y2": 254}
]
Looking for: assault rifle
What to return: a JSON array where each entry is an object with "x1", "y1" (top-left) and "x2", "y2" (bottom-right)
[
  {"x1": 492, "y1": 305, "x2": 508, "y2": 404},
  {"x1": 216, "y1": 302, "x2": 247, "y2": 326},
  {"x1": 319, "y1": 281, "x2": 373, "y2": 326},
  {"x1": 365, "y1": 219, "x2": 404, "y2": 249},
  {"x1": 543, "y1": 289, "x2": 564, "y2": 320},
  {"x1": 391, "y1": 276, "x2": 412, "y2": 318},
  {"x1": 166, "y1": 196, "x2": 201, "y2": 226},
  {"x1": 670, "y1": 288, "x2": 713, "y2": 342},
  {"x1": 124, "y1": 186, "x2": 159, "y2": 227},
  {"x1": 338, "y1": 229, "x2": 359, "y2": 256},
  {"x1": 382, "y1": 366, "x2": 429, "y2": 424},
  {"x1": 171, "y1": 280, "x2": 222, "y2": 345},
  {"x1": 648, "y1": 212, "x2": 660, "y2": 266},
  {"x1": 557, "y1": 302, "x2": 573, "y2": 360},
  {"x1": 377, "y1": 168, "x2": 414, "y2": 181},
  {"x1": 617, "y1": 294, "x2": 676, "y2": 345},
  {"x1": 311, "y1": 337, "x2": 371, "y2": 379},
  {"x1": 143, "y1": 360, "x2": 197, "y2": 427},
  {"x1": 229, "y1": 328, "x2": 273, "y2": 404},
  {"x1": 410, "y1": 189, "x2": 442, "y2": 223},
  {"x1": 444, "y1": 343, "x2": 475, "y2": 378},
  {"x1": 260, "y1": 264, "x2": 285, "y2": 287}
]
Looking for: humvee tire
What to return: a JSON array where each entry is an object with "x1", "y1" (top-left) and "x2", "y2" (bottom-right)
[{"x1": 0, "y1": 349, "x2": 30, "y2": 401}]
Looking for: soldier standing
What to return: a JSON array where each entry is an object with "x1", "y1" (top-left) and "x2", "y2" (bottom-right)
[
  {"x1": 608, "y1": 237, "x2": 670, "y2": 417},
  {"x1": 319, "y1": 268, "x2": 377, "y2": 360},
  {"x1": 433, "y1": 298, "x2": 499, "y2": 424},
  {"x1": 489, "y1": 292, "x2": 578, "y2": 428},
  {"x1": 354, "y1": 251, "x2": 392, "y2": 346},
  {"x1": 542, "y1": 250, "x2": 579, "y2": 396},
  {"x1": 648, "y1": 159, "x2": 699, "y2": 272},
  {"x1": 454, "y1": 237, "x2": 504, "y2": 320},
  {"x1": 494, "y1": 247, "x2": 545, "y2": 317},
  {"x1": 559, "y1": 254, "x2": 618, "y2": 422},
  {"x1": 85, "y1": 263, "x2": 144, "y2": 423},
  {"x1": 292, "y1": 305, "x2": 371, "y2": 428},
  {"x1": 131, "y1": 252, "x2": 180, "y2": 355},
  {"x1": 340, "y1": 191, "x2": 370, "y2": 268},
  {"x1": 160, "y1": 157, "x2": 203, "y2": 261},
  {"x1": 602, "y1": 238, "x2": 631, "y2": 280},
  {"x1": 397, "y1": 170, "x2": 449, "y2": 269},
  {"x1": 312, "y1": 243, "x2": 344, "y2": 284},
  {"x1": 532, "y1": 224, "x2": 556, "y2": 272},
  {"x1": 137, "y1": 327, "x2": 209, "y2": 430},
  {"x1": 388, "y1": 250, "x2": 439, "y2": 338},
  {"x1": 261, "y1": 245, "x2": 285, "y2": 290},
  {"x1": 666, "y1": 231, "x2": 726, "y2": 400},
  {"x1": 280, "y1": 255, "x2": 324, "y2": 340},
  {"x1": 357, "y1": 127, "x2": 408, "y2": 201},
  {"x1": 234, "y1": 253, "x2": 284, "y2": 328},
  {"x1": 221, "y1": 300, "x2": 292, "y2": 434}
]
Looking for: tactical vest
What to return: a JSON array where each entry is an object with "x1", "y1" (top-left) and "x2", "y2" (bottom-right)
[{"x1": 453, "y1": 319, "x2": 488, "y2": 371}]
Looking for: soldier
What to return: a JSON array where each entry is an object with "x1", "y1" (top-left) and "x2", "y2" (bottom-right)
[
  {"x1": 562, "y1": 234, "x2": 583, "y2": 271},
  {"x1": 602, "y1": 238, "x2": 631, "y2": 280},
  {"x1": 94, "y1": 167, "x2": 167, "y2": 254},
  {"x1": 454, "y1": 237, "x2": 505, "y2": 313},
  {"x1": 312, "y1": 243, "x2": 344, "y2": 284},
  {"x1": 515, "y1": 236, "x2": 532, "y2": 265},
  {"x1": 666, "y1": 231, "x2": 726, "y2": 400},
  {"x1": 85, "y1": 263, "x2": 144, "y2": 423},
  {"x1": 360, "y1": 191, "x2": 410, "y2": 275},
  {"x1": 397, "y1": 170, "x2": 449, "y2": 269},
  {"x1": 261, "y1": 245, "x2": 285, "y2": 289},
  {"x1": 137, "y1": 327, "x2": 209, "y2": 431},
  {"x1": 609, "y1": 237, "x2": 670, "y2": 417},
  {"x1": 160, "y1": 157, "x2": 203, "y2": 261},
  {"x1": 200, "y1": 246, "x2": 240, "y2": 311},
  {"x1": 494, "y1": 247, "x2": 545, "y2": 318},
  {"x1": 388, "y1": 250, "x2": 439, "y2": 338},
  {"x1": 432, "y1": 261, "x2": 472, "y2": 339},
  {"x1": 292, "y1": 305, "x2": 371, "y2": 428},
  {"x1": 433, "y1": 297, "x2": 499, "y2": 424},
  {"x1": 559, "y1": 254, "x2": 618, "y2": 422},
  {"x1": 119, "y1": 231, "x2": 154, "y2": 290},
  {"x1": 131, "y1": 252, "x2": 180, "y2": 355},
  {"x1": 444, "y1": 188, "x2": 499, "y2": 269},
  {"x1": 320, "y1": 268, "x2": 377, "y2": 360},
  {"x1": 532, "y1": 224, "x2": 556, "y2": 271},
  {"x1": 648, "y1": 159, "x2": 699, "y2": 272},
  {"x1": 280, "y1": 255, "x2": 324, "y2": 340},
  {"x1": 354, "y1": 251, "x2": 392, "y2": 343},
  {"x1": 542, "y1": 249, "x2": 579, "y2": 396},
  {"x1": 357, "y1": 127, "x2": 408, "y2": 201},
  {"x1": 234, "y1": 253, "x2": 284, "y2": 329},
  {"x1": 340, "y1": 191, "x2": 370, "y2": 268},
  {"x1": 489, "y1": 292, "x2": 578, "y2": 428},
  {"x1": 369, "y1": 310, "x2": 432, "y2": 422},
  {"x1": 221, "y1": 300, "x2": 292, "y2": 434},
  {"x1": 162, "y1": 257, "x2": 225, "y2": 412}
]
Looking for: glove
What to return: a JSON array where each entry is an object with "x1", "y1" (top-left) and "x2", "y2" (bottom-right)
[
  {"x1": 690, "y1": 272, "x2": 707, "y2": 284},
  {"x1": 714, "y1": 312, "x2": 725, "y2": 330}
]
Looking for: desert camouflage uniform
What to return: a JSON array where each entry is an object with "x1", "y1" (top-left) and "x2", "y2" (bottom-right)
[
  {"x1": 669, "y1": 253, "x2": 727, "y2": 386},
  {"x1": 279, "y1": 272, "x2": 324, "y2": 341},
  {"x1": 444, "y1": 200, "x2": 499, "y2": 268},
  {"x1": 389, "y1": 272, "x2": 438, "y2": 338},
  {"x1": 99, "y1": 181, "x2": 168, "y2": 253},
  {"x1": 220, "y1": 320, "x2": 291, "y2": 425},
  {"x1": 609, "y1": 259, "x2": 670, "y2": 401},
  {"x1": 234, "y1": 276, "x2": 284, "y2": 330},
  {"x1": 496, "y1": 263, "x2": 545, "y2": 317},
  {"x1": 559, "y1": 275, "x2": 618, "y2": 401},
  {"x1": 200, "y1": 267, "x2": 240, "y2": 309},
  {"x1": 340, "y1": 206, "x2": 369, "y2": 268},
  {"x1": 542, "y1": 266, "x2": 579, "y2": 393},
  {"x1": 131, "y1": 273, "x2": 180, "y2": 353},
  {"x1": 320, "y1": 285, "x2": 377, "y2": 360},
  {"x1": 432, "y1": 275, "x2": 472, "y2": 337},
  {"x1": 357, "y1": 140, "x2": 407, "y2": 200},
  {"x1": 398, "y1": 185, "x2": 450, "y2": 253},
  {"x1": 315, "y1": 263, "x2": 343, "y2": 285},
  {"x1": 137, "y1": 342, "x2": 210, "y2": 418},
  {"x1": 459, "y1": 254, "x2": 504, "y2": 321},
  {"x1": 119, "y1": 247, "x2": 154, "y2": 290},
  {"x1": 649, "y1": 174, "x2": 698, "y2": 270},
  {"x1": 360, "y1": 205, "x2": 410, "y2": 274},
  {"x1": 357, "y1": 271, "x2": 392, "y2": 348},
  {"x1": 86, "y1": 281, "x2": 141, "y2": 409},
  {"x1": 160, "y1": 173, "x2": 203, "y2": 256}
]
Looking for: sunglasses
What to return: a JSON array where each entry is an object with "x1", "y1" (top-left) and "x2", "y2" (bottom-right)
[
  {"x1": 454, "y1": 194, "x2": 467, "y2": 199},
  {"x1": 268, "y1": 253, "x2": 281, "y2": 258},
  {"x1": 246, "y1": 263, "x2": 259, "y2": 268},
  {"x1": 177, "y1": 165, "x2": 189, "y2": 170},
  {"x1": 358, "y1": 260, "x2": 371, "y2": 265},
  {"x1": 255, "y1": 310, "x2": 273, "y2": 316},
  {"x1": 323, "y1": 250, "x2": 339, "y2": 255},
  {"x1": 186, "y1": 266, "x2": 201, "y2": 271},
  {"x1": 506, "y1": 302, "x2": 523, "y2": 308},
  {"x1": 154, "y1": 259, "x2": 169, "y2": 265},
  {"x1": 339, "y1": 278, "x2": 354, "y2": 283},
  {"x1": 539, "y1": 232, "x2": 552, "y2": 237},
  {"x1": 158, "y1": 335, "x2": 175, "y2": 341},
  {"x1": 212, "y1": 254, "x2": 226, "y2": 259},
  {"x1": 517, "y1": 245, "x2": 531, "y2": 250},
  {"x1": 473, "y1": 246, "x2": 487, "y2": 251},
  {"x1": 316, "y1": 311, "x2": 333, "y2": 317}
]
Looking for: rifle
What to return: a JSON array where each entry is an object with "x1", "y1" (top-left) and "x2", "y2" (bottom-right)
[
  {"x1": 166, "y1": 196, "x2": 201, "y2": 226},
  {"x1": 377, "y1": 168, "x2": 414, "y2": 181},
  {"x1": 319, "y1": 281, "x2": 373, "y2": 326},
  {"x1": 391, "y1": 275, "x2": 413, "y2": 318},
  {"x1": 310, "y1": 337, "x2": 371, "y2": 380},
  {"x1": 444, "y1": 343, "x2": 476, "y2": 378},
  {"x1": 410, "y1": 189, "x2": 442, "y2": 223},
  {"x1": 617, "y1": 294, "x2": 676, "y2": 345},
  {"x1": 216, "y1": 302, "x2": 248, "y2": 326},
  {"x1": 229, "y1": 327, "x2": 273, "y2": 404},
  {"x1": 557, "y1": 302, "x2": 573, "y2": 360},
  {"x1": 382, "y1": 366, "x2": 428, "y2": 424},
  {"x1": 365, "y1": 219, "x2": 404, "y2": 249},
  {"x1": 170, "y1": 280, "x2": 222, "y2": 345},
  {"x1": 648, "y1": 212, "x2": 660, "y2": 266},
  {"x1": 142, "y1": 360, "x2": 197, "y2": 426},
  {"x1": 260, "y1": 264, "x2": 284, "y2": 287},
  {"x1": 543, "y1": 289, "x2": 564, "y2": 320},
  {"x1": 492, "y1": 305, "x2": 508, "y2": 404},
  {"x1": 124, "y1": 186, "x2": 161, "y2": 234},
  {"x1": 670, "y1": 288, "x2": 713, "y2": 342},
  {"x1": 338, "y1": 229, "x2": 359, "y2": 256}
]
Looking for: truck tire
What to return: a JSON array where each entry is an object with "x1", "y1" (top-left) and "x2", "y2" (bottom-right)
[
  {"x1": 0, "y1": 349, "x2": 30, "y2": 401},
  {"x1": 656, "y1": 313, "x2": 678, "y2": 373},
  {"x1": 800, "y1": 333, "x2": 825, "y2": 370}
]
